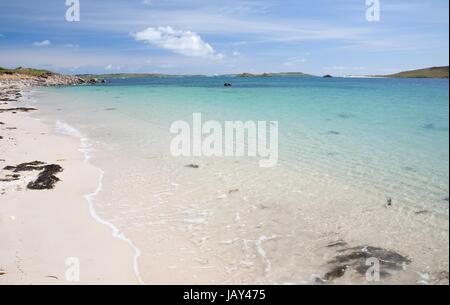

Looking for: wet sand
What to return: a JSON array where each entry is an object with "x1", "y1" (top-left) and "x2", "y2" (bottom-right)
[{"x1": 0, "y1": 82, "x2": 138, "y2": 285}]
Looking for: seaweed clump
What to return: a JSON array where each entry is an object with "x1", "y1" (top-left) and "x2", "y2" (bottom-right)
[{"x1": 3, "y1": 161, "x2": 63, "y2": 190}]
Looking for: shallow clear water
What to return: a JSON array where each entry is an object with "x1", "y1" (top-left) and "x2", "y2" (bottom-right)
[{"x1": 33, "y1": 76, "x2": 449, "y2": 284}]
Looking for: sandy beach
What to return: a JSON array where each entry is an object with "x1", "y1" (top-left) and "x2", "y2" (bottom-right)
[{"x1": 0, "y1": 80, "x2": 139, "y2": 285}]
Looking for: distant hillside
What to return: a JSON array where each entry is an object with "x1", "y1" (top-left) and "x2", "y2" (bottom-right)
[{"x1": 383, "y1": 66, "x2": 449, "y2": 79}]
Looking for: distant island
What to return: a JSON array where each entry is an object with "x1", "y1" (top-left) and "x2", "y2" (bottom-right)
[
  {"x1": 75, "y1": 72, "x2": 314, "y2": 79},
  {"x1": 2, "y1": 66, "x2": 448, "y2": 80},
  {"x1": 78, "y1": 67, "x2": 448, "y2": 79}
]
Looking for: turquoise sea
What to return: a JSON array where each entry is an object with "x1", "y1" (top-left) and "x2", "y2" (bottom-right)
[{"x1": 32, "y1": 76, "x2": 449, "y2": 284}]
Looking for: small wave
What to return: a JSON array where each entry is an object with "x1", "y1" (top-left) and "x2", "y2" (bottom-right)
[
  {"x1": 55, "y1": 121, "x2": 93, "y2": 162},
  {"x1": 54, "y1": 120, "x2": 144, "y2": 284},
  {"x1": 85, "y1": 169, "x2": 144, "y2": 284}
]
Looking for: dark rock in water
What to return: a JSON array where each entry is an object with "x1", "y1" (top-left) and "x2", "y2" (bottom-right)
[
  {"x1": 185, "y1": 164, "x2": 200, "y2": 169},
  {"x1": 338, "y1": 113, "x2": 354, "y2": 119},
  {"x1": 328, "y1": 131, "x2": 340, "y2": 135},
  {"x1": 423, "y1": 123, "x2": 435, "y2": 130},
  {"x1": 334, "y1": 246, "x2": 411, "y2": 271},
  {"x1": 422, "y1": 123, "x2": 449, "y2": 132},
  {"x1": 327, "y1": 241, "x2": 348, "y2": 248},
  {"x1": 324, "y1": 265, "x2": 348, "y2": 281},
  {"x1": 438, "y1": 271, "x2": 449, "y2": 281},
  {"x1": 386, "y1": 197, "x2": 393, "y2": 207},
  {"x1": 323, "y1": 75, "x2": 333, "y2": 78},
  {"x1": 415, "y1": 210, "x2": 429, "y2": 215},
  {"x1": 224, "y1": 83, "x2": 232, "y2": 87},
  {"x1": 324, "y1": 245, "x2": 411, "y2": 281},
  {"x1": 403, "y1": 166, "x2": 416, "y2": 172},
  {"x1": 27, "y1": 164, "x2": 63, "y2": 190},
  {"x1": 314, "y1": 277, "x2": 326, "y2": 284}
]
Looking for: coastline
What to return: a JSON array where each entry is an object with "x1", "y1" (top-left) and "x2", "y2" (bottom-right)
[
  {"x1": 0, "y1": 80, "x2": 139, "y2": 284},
  {"x1": 1, "y1": 75, "x2": 448, "y2": 285}
]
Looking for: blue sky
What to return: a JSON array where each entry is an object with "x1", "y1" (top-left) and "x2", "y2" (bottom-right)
[{"x1": 0, "y1": 0, "x2": 448, "y2": 75}]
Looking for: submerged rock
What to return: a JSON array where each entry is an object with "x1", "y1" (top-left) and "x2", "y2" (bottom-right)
[
  {"x1": 338, "y1": 113, "x2": 354, "y2": 119},
  {"x1": 185, "y1": 164, "x2": 200, "y2": 169},
  {"x1": 324, "y1": 245, "x2": 412, "y2": 282},
  {"x1": 324, "y1": 265, "x2": 347, "y2": 281},
  {"x1": 327, "y1": 241, "x2": 348, "y2": 248},
  {"x1": 386, "y1": 197, "x2": 393, "y2": 207},
  {"x1": 415, "y1": 210, "x2": 429, "y2": 215},
  {"x1": 328, "y1": 130, "x2": 341, "y2": 135},
  {"x1": 422, "y1": 123, "x2": 449, "y2": 132}
]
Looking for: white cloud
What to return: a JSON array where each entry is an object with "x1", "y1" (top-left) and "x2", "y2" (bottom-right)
[
  {"x1": 142, "y1": 0, "x2": 152, "y2": 5},
  {"x1": 232, "y1": 51, "x2": 241, "y2": 56},
  {"x1": 133, "y1": 26, "x2": 222, "y2": 58},
  {"x1": 32, "y1": 40, "x2": 51, "y2": 47}
]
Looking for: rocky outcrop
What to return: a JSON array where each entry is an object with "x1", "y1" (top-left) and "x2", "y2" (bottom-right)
[{"x1": 0, "y1": 72, "x2": 100, "y2": 88}]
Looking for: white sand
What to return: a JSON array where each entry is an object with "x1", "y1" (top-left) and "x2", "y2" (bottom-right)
[{"x1": 0, "y1": 87, "x2": 139, "y2": 285}]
